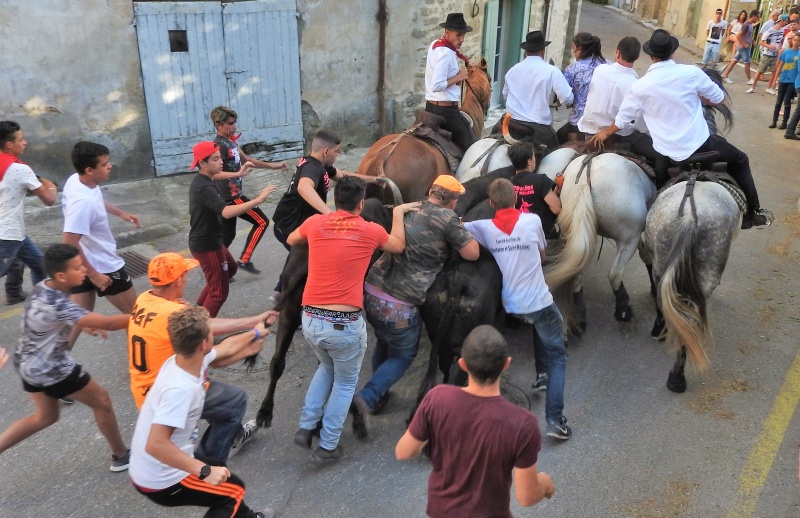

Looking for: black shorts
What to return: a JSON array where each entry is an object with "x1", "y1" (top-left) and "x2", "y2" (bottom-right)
[
  {"x1": 22, "y1": 364, "x2": 91, "y2": 399},
  {"x1": 70, "y1": 266, "x2": 133, "y2": 297}
]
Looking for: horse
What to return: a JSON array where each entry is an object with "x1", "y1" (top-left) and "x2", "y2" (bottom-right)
[
  {"x1": 644, "y1": 180, "x2": 741, "y2": 393},
  {"x1": 357, "y1": 59, "x2": 491, "y2": 203}
]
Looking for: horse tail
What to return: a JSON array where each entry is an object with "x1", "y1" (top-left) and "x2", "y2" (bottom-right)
[
  {"x1": 658, "y1": 220, "x2": 711, "y2": 371},
  {"x1": 544, "y1": 182, "x2": 597, "y2": 333}
]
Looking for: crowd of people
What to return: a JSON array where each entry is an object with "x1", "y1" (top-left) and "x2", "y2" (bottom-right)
[{"x1": 0, "y1": 7, "x2": 790, "y2": 517}]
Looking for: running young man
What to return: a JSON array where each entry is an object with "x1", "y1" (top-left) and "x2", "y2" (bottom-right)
[
  {"x1": 0, "y1": 244, "x2": 132, "y2": 471},
  {"x1": 210, "y1": 106, "x2": 283, "y2": 275},
  {"x1": 129, "y1": 305, "x2": 275, "y2": 518},
  {"x1": 396, "y1": 325, "x2": 555, "y2": 517},
  {"x1": 62, "y1": 141, "x2": 140, "y2": 325}
]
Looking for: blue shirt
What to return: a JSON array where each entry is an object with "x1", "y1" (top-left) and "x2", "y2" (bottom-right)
[{"x1": 779, "y1": 48, "x2": 799, "y2": 84}]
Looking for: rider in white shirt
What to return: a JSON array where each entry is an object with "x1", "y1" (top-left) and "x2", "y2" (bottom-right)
[
  {"x1": 424, "y1": 13, "x2": 476, "y2": 153},
  {"x1": 591, "y1": 29, "x2": 772, "y2": 229}
]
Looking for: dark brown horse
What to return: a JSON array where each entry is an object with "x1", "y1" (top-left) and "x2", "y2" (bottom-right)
[{"x1": 358, "y1": 59, "x2": 491, "y2": 203}]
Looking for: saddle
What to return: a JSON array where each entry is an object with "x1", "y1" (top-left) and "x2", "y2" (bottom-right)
[
  {"x1": 552, "y1": 148, "x2": 657, "y2": 196},
  {"x1": 407, "y1": 110, "x2": 463, "y2": 171},
  {"x1": 662, "y1": 169, "x2": 747, "y2": 221},
  {"x1": 666, "y1": 151, "x2": 727, "y2": 178}
]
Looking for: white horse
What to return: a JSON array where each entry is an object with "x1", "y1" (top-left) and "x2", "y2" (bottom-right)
[
  {"x1": 456, "y1": 138, "x2": 578, "y2": 183},
  {"x1": 644, "y1": 180, "x2": 741, "y2": 393}
]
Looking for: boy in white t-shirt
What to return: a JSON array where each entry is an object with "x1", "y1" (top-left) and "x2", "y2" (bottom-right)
[
  {"x1": 129, "y1": 305, "x2": 275, "y2": 518},
  {"x1": 463, "y1": 179, "x2": 571, "y2": 441},
  {"x1": 62, "y1": 141, "x2": 140, "y2": 338},
  {"x1": 702, "y1": 9, "x2": 728, "y2": 67}
]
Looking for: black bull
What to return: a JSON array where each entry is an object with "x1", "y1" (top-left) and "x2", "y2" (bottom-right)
[{"x1": 250, "y1": 169, "x2": 514, "y2": 429}]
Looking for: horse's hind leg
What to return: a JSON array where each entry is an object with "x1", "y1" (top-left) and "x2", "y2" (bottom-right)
[
  {"x1": 637, "y1": 239, "x2": 657, "y2": 298},
  {"x1": 609, "y1": 240, "x2": 639, "y2": 322},
  {"x1": 667, "y1": 346, "x2": 688, "y2": 393}
]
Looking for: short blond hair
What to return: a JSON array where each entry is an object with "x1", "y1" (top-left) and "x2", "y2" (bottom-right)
[{"x1": 167, "y1": 306, "x2": 211, "y2": 356}]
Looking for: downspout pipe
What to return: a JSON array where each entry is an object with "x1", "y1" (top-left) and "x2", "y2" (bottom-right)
[{"x1": 377, "y1": 0, "x2": 388, "y2": 136}]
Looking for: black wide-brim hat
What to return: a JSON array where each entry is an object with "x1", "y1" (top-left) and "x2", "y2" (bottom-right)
[
  {"x1": 642, "y1": 29, "x2": 679, "y2": 58},
  {"x1": 440, "y1": 13, "x2": 473, "y2": 33},
  {"x1": 520, "y1": 31, "x2": 551, "y2": 52}
]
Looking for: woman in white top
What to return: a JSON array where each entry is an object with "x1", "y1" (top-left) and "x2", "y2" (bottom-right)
[{"x1": 725, "y1": 10, "x2": 749, "y2": 58}]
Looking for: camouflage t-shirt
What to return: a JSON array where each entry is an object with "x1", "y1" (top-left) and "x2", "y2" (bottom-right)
[
  {"x1": 366, "y1": 201, "x2": 473, "y2": 306},
  {"x1": 14, "y1": 281, "x2": 89, "y2": 386}
]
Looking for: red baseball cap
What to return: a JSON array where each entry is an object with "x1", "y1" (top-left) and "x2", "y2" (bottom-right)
[{"x1": 191, "y1": 141, "x2": 219, "y2": 169}]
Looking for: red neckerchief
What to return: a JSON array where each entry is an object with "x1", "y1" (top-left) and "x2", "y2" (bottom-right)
[
  {"x1": 0, "y1": 152, "x2": 25, "y2": 182},
  {"x1": 432, "y1": 37, "x2": 470, "y2": 67},
  {"x1": 492, "y1": 207, "x2": 521, "y2": 235},
  {"x1": 230, "y1": 133, "x2": 242, "y2": 142}
]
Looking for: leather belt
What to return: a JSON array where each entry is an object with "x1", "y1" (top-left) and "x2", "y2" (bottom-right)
[{"x1": 427, "y1": 100, "x2": 459, "y2": 107}]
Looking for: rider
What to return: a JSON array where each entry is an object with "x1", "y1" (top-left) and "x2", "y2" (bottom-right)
[
  {"x1": 425, "y1": 13, "x2": 477, "y2": 154},
  {"x1": 500, "y1": 31, "x2": 574, "y2": 150},
  {"x1": 591, "y1": 29, "x2": 772, "y2": 229},
  {"x1": 578, "y1": 36, "x2": 659, "y2": 166}
]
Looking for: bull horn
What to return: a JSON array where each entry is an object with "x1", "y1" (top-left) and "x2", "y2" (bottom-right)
[{"x1": 374, "y1": 176, "x2": 404, "y2": 205}]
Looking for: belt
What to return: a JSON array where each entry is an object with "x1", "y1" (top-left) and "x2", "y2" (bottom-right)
[
  {"x1": 707, "y1": 40, "x2": 720, "y2": 44},
  {"x1": 302, "y1": 305, "x2": 362, "y2": 323},
  {"x1": 427, "y1": 100, "x2": 459, "y2": 107},
  {"x1": 364, "y1": 291, "x2": 418, "y2": 321}
]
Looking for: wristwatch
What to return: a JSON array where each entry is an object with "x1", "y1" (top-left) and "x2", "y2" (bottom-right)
[{"x1": 198, "y1": 465, "x2": 211, "y2": 480}]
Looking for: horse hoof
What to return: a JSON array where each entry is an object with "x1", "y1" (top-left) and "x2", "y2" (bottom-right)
[
  {"x1": 615, "y1": 305, "x2": 633, "y2": 322},
  {"x1": 666, "y1": 373, "x2": 687, "y2": 393},
  {"x1": 256, "y1": 410, "x2": 273, "y2": 429}
]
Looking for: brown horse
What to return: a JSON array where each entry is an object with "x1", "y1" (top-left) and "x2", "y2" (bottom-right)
[{"x1": 358, "y1": 59, "x2": 491, "y2": 203}]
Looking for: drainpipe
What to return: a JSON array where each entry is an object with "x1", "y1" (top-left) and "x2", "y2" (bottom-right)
[
  {"x1": 377, "y1": 0, "x2": 388, "y2": 136},
  {"x1": 542, "y1": 0, "x2": 551, "y2": 37}
]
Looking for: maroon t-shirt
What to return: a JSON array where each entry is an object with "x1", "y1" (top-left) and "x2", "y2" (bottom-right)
[{"x1": 408, "y1": 384, "x2": 542, "y2": 518}]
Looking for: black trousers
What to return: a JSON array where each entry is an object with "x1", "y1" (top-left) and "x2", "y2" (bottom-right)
[
  {"x1": 786, "y1": 88, "x2": 800, "y2": 135},
  {"x1": 773, "y1": 82, "x2": 795, "y2": 124},
  {"x1": 425, "y1": 102, "x2": 477, "y2": 153},
  {"x1": 606, "y1": 131, "x2": 660, "y2": 166},
  {"x1": 491, "y1": 117, "x2": 559, "y2": 151},
  {"x1": 135, "y1": 473, "x2": 258, "y2": 518},
  {"x1": 221, "y1": 195, "x2": 270, "y2": 263}
]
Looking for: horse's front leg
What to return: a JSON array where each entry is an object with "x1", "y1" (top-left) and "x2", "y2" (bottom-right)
[
  {"x1": 609, "y1": 239, "x2": 639, "y2": 322},
  {"x1": 667, "y1": 345, "x2": 688, "y2": 393}
]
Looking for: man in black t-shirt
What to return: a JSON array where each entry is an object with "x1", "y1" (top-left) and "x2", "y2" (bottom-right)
[
  {"x1": 503, "y1": 141, "x2": 561, "y2": 239},
  {"x1": 188, "y1": 141, "x2": 274, "y2": 317},
  {"x1": 209, "y1": 106, "x2": 283, "y2": 275}
]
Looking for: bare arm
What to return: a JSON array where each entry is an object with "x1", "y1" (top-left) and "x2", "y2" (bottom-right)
[
  {"x1": 63, "y1": 232, "x2": 110, "y2": 290},
  {"x1": 457, "y1": 239, "x2": 480, "y2": 261},
  {"x1": 31, "y1": 177, "x2": 57, "y2": 206},
  {"x1": 239, "y1": 150, "x2": 288, "y2": 171},
  {"x1": 209, "y1": 322, "x2": 269, "y2": 368},
  {"x1": 104, "y1": 200, "x2": 140, "y2": 229},
  {"x1": 0, "y1": 347, "x2": 9, "y2": 371},
  {"x1": 395, "y1": 430, "x2": 428, "y2": 460},
  {"x1": 296, "y1": 177, "x2": 332, "y2": 215},
  {"x1": 380, "y1": 202, "x2": 422, "y2": 254},
  {"x1": 514, "y1": 463, "x2": 555, "y2": 507},
  {"x1": 544, "y1": 190, "x2": 561, "y2": 215},
  {"x1": 210, "y1": 310, "x2": 278, "y2": 336},
  {"x1": 146, "y1": 424, "x2": 230, "y2": 485},
  {"x1": 220, "y1": 185, "x2": 276, "y2": 219},
  {"x1": 76, "y1": 312, "x2": 129, "y2": 331},
  {"x1": 287, "y1": 227, "x2": 306, "y2": 246}
]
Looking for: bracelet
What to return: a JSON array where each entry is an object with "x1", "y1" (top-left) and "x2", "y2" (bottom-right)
[{"x1": 252, "y1": 328, "x2": 261, "y2": 341}]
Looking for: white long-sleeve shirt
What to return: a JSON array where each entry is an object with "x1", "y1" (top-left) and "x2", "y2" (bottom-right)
[
  {"x1": 578, "y1": 62, "x2": 646, "y2": 136},
  {"x1": 502, "y1": 56, "x2": 574, "y2": 125},
  {"x1": 615, "y1": 60, "x2": 724, "y2": 161},
  {"x1": 425, "y1": 44, "x2": 461, "y2": 102}
]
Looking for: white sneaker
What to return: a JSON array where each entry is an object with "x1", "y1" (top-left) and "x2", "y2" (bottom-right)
[
  {"x1": 745, "y1": 88, "x2": 755, "y2": 93},
  {"x1": 723, "y1": 77, "x2": 733, "y2": 84},
  {"x1": 747, "y1": 78, "x2": 755, "y2": 85},
  {"x1": 229, "y1": 419, "x2": 258, "y2": 458},
  {"x1": 765, "y1": 88, "x2": 777, "y2": 95}
]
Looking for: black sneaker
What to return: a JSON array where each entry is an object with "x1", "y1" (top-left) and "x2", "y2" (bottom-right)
[
  {"x1": 237, "y1": 261, "x2": 261, "y2": 274},
  {"x1": 312, "y1": 445, "x2": 344, "y2": 463},
  {"x1": 778, "y1": 122, "x2": 787, "y2": 130},
  {"x1": 741, "y1": 209, "x2": 773, "y2": 230},
  {"x1": 769, "y1": 121, "x2": 777, "y2": 128},
  {"x1": 110, "y1": 449, "x2": 131, "y2": 472},
  {"x1": 6, "y1": 291, "x2": 28, "y2": 305},
  {"x1": 293, "y1": 427, "x2": 314, "y2": 449},
  {"x1": 785, "y1": 133, "x2": 800, "y2": 140},
  {"x1": 546, "y1": 417, "x2": 572, "y2": 440},
  {"x1": 350, "y1": 394, "x2": 370, "y2": 441},
  {"x1": 532, "y1": 373, "x2": 548, "y2": 392},
  {"x1": 256, "y1": 507, "x2": 277, "y2": 518}
]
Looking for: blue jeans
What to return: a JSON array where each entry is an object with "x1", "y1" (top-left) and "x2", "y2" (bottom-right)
[
  {"x1": 515, "y1": 303, "x2": 566, "y2": 424},
  {"x1": 196, "y1": 380, "x2": 247, "y2": 465},
  {"x1": 358, "y1": 306, "x2": 422, "y2": 410},
  {"x1": 0, "y1": 237, "x2": 45, "y2": 296},
  {"x1": 733, "y1": 46, "x2": 751, "y2": 63},
  {"x1": 299, "y1": 313, "x2": 367, "y2": 450},
  {"x1": 702, "y1": 42, "x2": 721, "y2": 65}
]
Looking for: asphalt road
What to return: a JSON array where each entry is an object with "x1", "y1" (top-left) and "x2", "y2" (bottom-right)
[{"x1": 2, "y1": 4, "x2": 800, "y2": 517}]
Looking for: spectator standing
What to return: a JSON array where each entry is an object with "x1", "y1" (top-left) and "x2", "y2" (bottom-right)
[
  {"x1": 188, "y1": 141, "x2": 275, "y2": 317},
  {"x1": 723, "y1": 10, "x2": 749, "y2": 61},
  {"x1": 722, "y1": 10, "x2": 762, "y2": 84},
  {"x1": 770, "y1": 32, "x2": 799, "y2": 129},
  {"x1": 395, "y1": 325, "x2": 555, "y2": 518},
  {"x1": 783, "y1": 35, "x2": 800, "y2": 140},
  {"x1": 209, "y1": 106, "x2": 282, "y2": 275},
  {"x1": 0, "y1": 121, "x2": 56, "y2": 305},
  {"x1": 289, "y1": 176, "x2": 418, "y2": 462},
  {"x1": 702, "y1": 9, "x2": 728, "y2": 68},
  {"x1": 749, "y1": 15, "x2": 789, "y2": 94},
  {"x1": 0, "y1": 244, "x2": 131, "y2": 471},
  {"x1": 128, "y1": 306, "x2": 275, "y2": 518}
]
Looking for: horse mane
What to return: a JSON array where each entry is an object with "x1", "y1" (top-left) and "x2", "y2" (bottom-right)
[
  {"x1": 462, "y1": 59, "x2": 491, "y2": 136},
  {"x1": 702, "y1": 68, "x2": 734, "y2": 136}
]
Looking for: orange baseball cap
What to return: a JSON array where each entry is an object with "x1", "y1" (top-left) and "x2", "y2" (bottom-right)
[
  {"x1": 432, "y1": 174, "x2": 466, "y2": 195},
  {"x1": 190, "y1": 141, "x2": 219, "y2": 169},
  {"x1": 148, "y1": 253, "x2": 200, "y2": 286}
]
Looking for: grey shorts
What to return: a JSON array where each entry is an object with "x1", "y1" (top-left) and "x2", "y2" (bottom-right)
[{"x1": 758, "y1": 55, "x2": 777, "y2": 73}]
